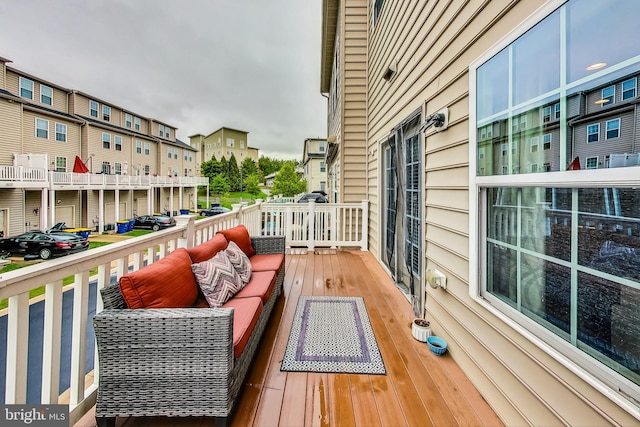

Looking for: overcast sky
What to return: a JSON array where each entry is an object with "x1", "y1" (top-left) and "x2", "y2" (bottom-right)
[{"x1": 0, "y1": 0, "x2": 327, "y2": 160}]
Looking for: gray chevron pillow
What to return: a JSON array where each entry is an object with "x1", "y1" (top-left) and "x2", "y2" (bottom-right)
[
  {"x1": 191, "y1": 251, "x2": 242, "y2": 307},
  {"x1": 225, "y1": 240, "x2": 252, "y2": 284}
]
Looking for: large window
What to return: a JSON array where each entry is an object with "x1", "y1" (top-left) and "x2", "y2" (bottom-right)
[
  {"x1": 19, "y1": 77, "x2": 33, "y2": 99},
  {"x1": 40, "y1": 84, "x2": 52, "y2": 105},
  {"x1": 472, "y1": 0, "x2": 640, "y2": 403},
  {"x1": 102, "y1": 105, "x2": 111, "y2": 121},
  {"x1": 55, "y1": 123, "x2": 66, "y2": 142},
  {"x1": 102, "y1": 133, "x2": 110, "y2": 149},
  {"x1": 115, "y1": 135, "x2": 122, "y2": 151},
  {"x1": 90, "y1": 100, "x2": 98, "y2": 118},
  {"x1": 36, "y1": 118, "x2": 48, "y2": 139}
]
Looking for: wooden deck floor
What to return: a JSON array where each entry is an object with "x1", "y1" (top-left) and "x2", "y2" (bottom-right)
[{"x1": 75, "y1": 249, "x2": 503, "y2": 427}]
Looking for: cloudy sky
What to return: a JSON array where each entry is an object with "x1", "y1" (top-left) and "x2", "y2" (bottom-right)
[{"x1": 0, "y1": 0, "x2": 327, "y2": 160}]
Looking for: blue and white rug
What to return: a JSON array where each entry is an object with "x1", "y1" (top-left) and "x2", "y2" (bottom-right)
[{"x1": 281, "y1": 296, "x2": 386, "y2": 375}]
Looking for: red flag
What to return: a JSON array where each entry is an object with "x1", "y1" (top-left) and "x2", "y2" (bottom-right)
[
  {"x1": 567, "y1": 156, "x2": 581, "y2": 171},
  {"x1": 72, "y1": 156, "x2": 90, "y2": 173}
]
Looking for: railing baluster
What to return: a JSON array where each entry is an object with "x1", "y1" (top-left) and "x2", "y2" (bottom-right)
[
  {"x1": 41, "y1": 280, "x2": 63, "y2": 404},
  {"x1": 5, "y1": 292, "x2": 29, "y2": 403},
  {"x1": 70, "y1": 271, "x2": 89, "y2": 405}
]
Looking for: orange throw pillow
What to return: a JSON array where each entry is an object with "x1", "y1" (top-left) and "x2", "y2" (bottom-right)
[
  {"x1": 119, "y1": 248, "x2": 199, "y2": 309},
  {"x1": 187, "y1": 233, "x2": 228, "y2": 263},
  {"x1": 217, "y1": 225, "x2": 256, "y2": 257}
]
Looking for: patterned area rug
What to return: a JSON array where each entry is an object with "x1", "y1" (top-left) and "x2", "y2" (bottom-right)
[{"x1": 281, "y1": 296, "x2": 386, "y2": 375}]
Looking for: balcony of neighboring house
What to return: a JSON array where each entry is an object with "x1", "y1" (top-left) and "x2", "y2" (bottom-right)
[
  {"x1": 0, "y1": 200, "x2": 502, "y2": 427},
  {"x1": 0, "y1": 163, "x2": 208, "y2": 190}
]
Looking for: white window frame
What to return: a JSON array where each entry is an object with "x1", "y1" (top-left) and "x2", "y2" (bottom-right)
[
  {"x1": 40, "y1": 84, "x2": 53, "y2": 105},
  {"x1": 585, "y1": 156, "x2": 598, "y2": 169},
  {"x1": 125, "y1": 113, "x2": 132, "y2": 128},
  {"x1": 543, "y1": 133, "x2": 552, "y2": 150},
  {"x1": 174, "y1": 148, "x2": 178, "y2": 160},
  {"x1": 36, "y1": 118, "x2": 49, "y2": 139},
  {"x1": 115, "y1": 135, "x2": 122, "y2": 151},
  {"x1": 469, "y1": 0, "x2": 640, "y2": 412},
  {"x1": 601, "y1": 85, "x2": 615, "y2": 105},
  {"x1": 55, "y1": 123, "x2": 67, "y2": 142},
  {"x1": 622, "y1": 77, "x2": 637, "y2": 100},
  {"x1": 605, "y1": 118, "x2": 621, "y2": 140},
  {"x1": 102, "y1": 132, "x2": 111, "y2": 149},
  {"x1": 159, "y1": 123, "x2": 165, "y2": 137},
  {"x1": 90, "y1": 100, "x2": 99, "y2": 117},
  {"x1": 103, "y1": 105, "x2": 111, "y2": 121},
  {"x1": 114, "y1": 162, "x2": 122, "y2": 175},
  {"x1": 144, "y1": 142, "x2": 150, "y2": 155},
  {"x1": 587, "y1": 123, "x2": 600, "y2": 143},
  {"x1": 55, "y1": 156, "x2": 66, "y2": 172},
  {"x1": 134, "y1": 117, "x2": 141, "y2": 131},
  {"x1": 530, "y1": 136, "x2": 539, "y2": 153},
  {"x1": 542, "y1": 106, "x2": 551, "y2": 122},
  {"x1": 19, "y1": 77, "x2": 33, "y2": 99},
  {"x1": 144, "y1": 164, "x2": 150, "y2": 175},
  {"x1": 136, "y1": 140, "x2": 142, "y2": 154}
]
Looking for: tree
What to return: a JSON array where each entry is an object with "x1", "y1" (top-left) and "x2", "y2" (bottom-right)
[
  {"x1": 227, "y1": 154, "x2": 241, "y2": 192},
  {"x1": 244, "y1": 174, "x2": 261, "y2": 197},
  {"x1": 241, "y1": 157, "x2": 258, "y2": 178},
  {"x1": 211, "y1": 174, "x2": 230, "y2": 196},
  {"x1": 200, "y1": 156, "x2": 222, "y2": 184},
  {"x1": 271, "y1": 162, "x2": 306, "y2": 197}
]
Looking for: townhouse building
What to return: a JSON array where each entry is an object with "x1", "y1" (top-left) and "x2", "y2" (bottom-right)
[
  {"x1": 0, "y1": 56, "x2": 204, "y2": 237},
  {"x1": 189, "y1": 127, "x2": 259, "y2": 174},
  {"x1": 321, "y1": 0, "x2": 640, "y2": 425},
  {"x1": 301, "y1": 138, "x2": 327, "y2": 194}
]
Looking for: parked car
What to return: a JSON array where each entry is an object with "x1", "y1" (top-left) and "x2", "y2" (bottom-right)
[
  {"x1": 0, "y1": 231, "x2": 89, "y2": 260},
  {"x1": 199, "y1": 206, "x2": 231, "y2": 217},
  {"x1": 133, "y1": 215, "x2": 176, "y2": 231},
  {"x1": 297, "y1": 193, "x2": 329, "y2": 203}
]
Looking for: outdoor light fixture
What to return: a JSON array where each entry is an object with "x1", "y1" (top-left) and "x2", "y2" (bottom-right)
[
  {"x1": 420, "y1": 107, "x2": 449, "y2": 132},
  {"x1": 33, "y1": 208, "x2": 39, "y2": 215}
]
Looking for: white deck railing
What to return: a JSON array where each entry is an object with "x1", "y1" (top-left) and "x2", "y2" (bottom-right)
[
  {"x1": 0, "y1": 200, "x2": 368, "y2": 425},
  {"x1": 0, "y1": 166, "x2": 208, "y2": 189}
]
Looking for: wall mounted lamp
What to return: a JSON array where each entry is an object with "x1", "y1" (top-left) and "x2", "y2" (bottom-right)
[
  {"x1": 57, "y1": 199, "x2": 62, "y2": 204},
  {"x1": 419, "y1": 107, "x2": 449, "y2": 132},
  {"x1": 33, "y1": 208, "x2": 39, "y2": 215}
]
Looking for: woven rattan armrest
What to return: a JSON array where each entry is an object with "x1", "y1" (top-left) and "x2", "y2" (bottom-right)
[{"x1": 251, "y1": 235, "x2": 285, "y2": 255}]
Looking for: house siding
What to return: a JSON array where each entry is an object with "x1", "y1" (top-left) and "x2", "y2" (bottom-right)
[
  {"x1": 340, "y1": 0, "x2": 368, "y2": 203},
  {"x1": 0, "y1": 189, "x2": 26, "y2": 235},
  {"x1": 361, "y1": 0, "x2": 638, "y2": 425},
  {"x1": 0, "y1": 99, "x2": 22, "y2": 164}
]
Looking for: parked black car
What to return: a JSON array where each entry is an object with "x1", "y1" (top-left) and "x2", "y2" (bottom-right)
[
  {"x1": 199, "y1": 206, "x2": 231, "y2": 217},
  {"x1": 0, "y1": 231, "x2": 89, "y2": 260},
  {"x1": 133, "y1": 215, "x2": 176, "y2": 231},
  {"x1": 297, "y1": 193, "x2": 329, "y2": 203}
]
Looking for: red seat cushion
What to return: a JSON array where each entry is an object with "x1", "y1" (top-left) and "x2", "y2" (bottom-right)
[
  {"x1": 217, "y1": 225, "x2": 256, "y2": 257},
  {"x1": 250, "y1": 253, "x2": 284, "y2": 274},
  {"x1": 119, "y1": 248, "x2": 199, "y2": 309},
  {"x1": 187, "y1": 233, "x2": 228, "y2": 263},
  {"x1": 222, "y1": 296, "x2": 263, "y2": 358},
  {"x1": 233, "y1": 270, "x2": 277, "y2": 304}
]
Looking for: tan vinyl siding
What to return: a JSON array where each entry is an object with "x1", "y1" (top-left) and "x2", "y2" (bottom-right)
[
  {"x1": 22, "y1": 111, "x2": 81, "y2": 169},
  {"x1": 0, "y1": 99, "x2": 22, "y2": 164},
  {"x1": 364, "y1": 0, "x2": 639, "y2": 425},
  {"x1": 0, "y1": 189, "x2": 26, "y2": 236},
  {"x1": 340, "y1": 0, "x2": 368, "y2": 203}
]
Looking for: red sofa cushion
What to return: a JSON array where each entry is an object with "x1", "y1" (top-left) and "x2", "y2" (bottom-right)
[
  {"x1": 250, "y1": 253, "x2": 285, "y2": 274},
  {"x1": 218, "y1": 225, "x2": 256, "y2": 257},
  {"x1": 233, "y1": 270, "x2": 277, "y2": 304},
  {"x1": 119, "y1": 248, "x2": 199, "y2": 309},
  {"x1": 187, "y1": 233, "x2": 228, "y2": 263},
  {"x1": 222, "y1": 296, "x2": 263, "y2": 358}
]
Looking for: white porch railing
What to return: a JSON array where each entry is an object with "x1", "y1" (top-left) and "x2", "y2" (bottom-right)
[
  {"x1": 0, "y1": 165, "x2": 208, "y2": 189},
  {"x1": 0, "y1": 200, "x2": 368, "y2": 425}
]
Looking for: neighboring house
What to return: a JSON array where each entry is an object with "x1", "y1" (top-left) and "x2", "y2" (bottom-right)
[
  {"x1": 189, "y1": 127, "x2": 259, "y2": 166},
  {"x1": 301, "y1": 138, "x2": 327, "y2": 193},
  {"x1": 0, "y1": 56, "x2": 202, "y2": 236},
  {"x1": 321, "y1": 0, "x2": 640, "y2": 426}
]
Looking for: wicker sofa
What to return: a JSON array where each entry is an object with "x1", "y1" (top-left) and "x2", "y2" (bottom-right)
[{"x1": 93, "y1": 225, "x2": 285, "y2": 427}]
